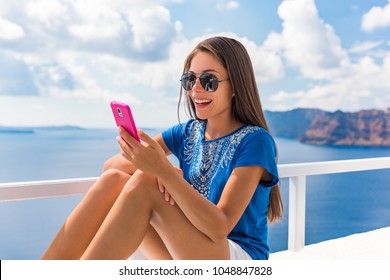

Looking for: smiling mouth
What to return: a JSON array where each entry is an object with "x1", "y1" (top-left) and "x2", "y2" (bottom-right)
[{"x1": 194, "y1": 98, "x2": 212, "y2": 105}]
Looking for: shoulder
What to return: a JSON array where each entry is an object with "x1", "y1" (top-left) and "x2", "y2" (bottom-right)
[
  {"x1": 237, "y1": 126, "x2": 277, "y2": 156},
  {"x1": 241, "y1": 126, "x2": 275, "y2": 145},
  {"x1": 234, "y1": 126, "x2": 279, "y2": 186}
]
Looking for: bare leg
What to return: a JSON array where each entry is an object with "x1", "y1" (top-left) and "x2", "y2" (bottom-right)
[
  {"x1": 41, "y1": 169, "x2": 130, "y2": 259},
  {"x1": 137, "y1": 225, "x2": 173, "y2": 260},
  {"x1": 80, "y1": 171, "x2": 230, "y2": 260}
]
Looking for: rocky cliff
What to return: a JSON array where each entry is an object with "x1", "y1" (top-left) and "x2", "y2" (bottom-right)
[
  {"x1": 265, "y1": 108, "x2": 327, "y2": 139},
  {"x1": 265, "y1": 108, "x2": 390, "y2": 146}
]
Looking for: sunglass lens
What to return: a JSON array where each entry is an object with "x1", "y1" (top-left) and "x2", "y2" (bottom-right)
[
  {"x1": 200, "y1": 73, "x2": 217, "y2": 92},
  {"x1": 181, "y1": 73, "x2": 196, "y2": 91}
]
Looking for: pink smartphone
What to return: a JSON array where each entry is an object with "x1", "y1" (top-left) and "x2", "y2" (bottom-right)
[{"x1": 110, "y1": 101, "x2": 140, "y2": 142}]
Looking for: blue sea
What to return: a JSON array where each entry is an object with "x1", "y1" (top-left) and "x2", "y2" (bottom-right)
[{"x1": 1, "y1": 128, "x2": 390, "y2": 260}]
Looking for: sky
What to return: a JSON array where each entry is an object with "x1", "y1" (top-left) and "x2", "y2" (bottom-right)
[{"x1": 0, "y1": 0, "x2": 390, "y2": 128}]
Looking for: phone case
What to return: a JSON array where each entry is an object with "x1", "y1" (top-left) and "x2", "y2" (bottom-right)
[{"x1": 110, "y1": 101, "x2": 140, "y2": 142}]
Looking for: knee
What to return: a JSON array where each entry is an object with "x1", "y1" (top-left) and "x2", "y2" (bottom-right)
[
  {"x1": 88, "y1": 169, "x2": 130, "y2": 199},
  {"x1": 122, "y1": 170, "x2": 159, "y2": 199},
  {"x1": 103, "y1": 154, "x2": 135, "y2": 174},
  {"x1": 103, "y1": 156, "x2": 116, "y2": 172},
  {"x1": 103, "y1": 153, "x2": 125, "y2": 172},
  {"x1": 101, "y1": 168, "x2": 130, "y2": 184}
]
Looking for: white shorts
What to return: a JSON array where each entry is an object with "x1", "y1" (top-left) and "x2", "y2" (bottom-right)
[
  {"x1": 129, "y1": 240, "x2": 253, "y2": 260},
  {"x1": 228, "y1": 239, "x2": 253, "y2": 260}
]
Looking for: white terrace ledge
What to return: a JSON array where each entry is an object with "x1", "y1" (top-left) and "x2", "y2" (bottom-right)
[
  {"x1": 270, "y1": 226, "x2": 390, "y2": 259},
  {"x1": 1, "y1": 157, "x2": 390, "y2": 257},
  {"x1": 277, "y1": 157, "x2": 390, "y2": 252}
]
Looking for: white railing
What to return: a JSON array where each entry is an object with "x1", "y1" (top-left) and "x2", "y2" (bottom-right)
[
  {"x1": 277, "y1": 157, "x2": 390, "y2": 251},
  {"x1": 1, "y1": 157, "x2": 390, "y2": 252}
]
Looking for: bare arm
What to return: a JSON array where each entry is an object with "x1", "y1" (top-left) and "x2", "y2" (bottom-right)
[
  {"x1": 118, "y1": 128, "x2": 268, "y2": 243},
  {"x1": 158, "y1": 164, "x2": 265, "y2": 242}
]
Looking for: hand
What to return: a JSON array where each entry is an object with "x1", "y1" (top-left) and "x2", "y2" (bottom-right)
[
  {"x1": 116, "y1": 127, "x2": 169, "y2": 176},
  {"x1": 157, "y1": 167, "x2": 183, "y2": 206}
]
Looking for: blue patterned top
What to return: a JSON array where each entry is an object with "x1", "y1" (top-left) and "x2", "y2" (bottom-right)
[{"x1": 162, "y1": 119, "x2": 279, "y2": 259}]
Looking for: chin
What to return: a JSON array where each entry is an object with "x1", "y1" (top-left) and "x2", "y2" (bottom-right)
[{"x1": 195, "y1": 111, "x2": 208, "y2": 120}]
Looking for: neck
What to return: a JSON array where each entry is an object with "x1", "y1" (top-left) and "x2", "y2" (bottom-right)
[{"x1": 204, "y1": 117, "x2": 243, "y2": 140}]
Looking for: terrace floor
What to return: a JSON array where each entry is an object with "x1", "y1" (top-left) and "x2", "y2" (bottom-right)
[{"x1": 270, "y1": 226, "x2": 390, "y2": 260}]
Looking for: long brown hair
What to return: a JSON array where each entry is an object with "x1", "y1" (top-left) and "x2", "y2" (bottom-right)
[{"x1": 177, "y1": 36, "x2": 283, "y2": 223}]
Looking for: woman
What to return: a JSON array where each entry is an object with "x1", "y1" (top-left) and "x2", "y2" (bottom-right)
[{"x1": 41, "y1": 36, "x2": 283, "y2": 260}]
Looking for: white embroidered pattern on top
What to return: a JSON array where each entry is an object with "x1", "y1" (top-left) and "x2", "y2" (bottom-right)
[{"x1": 184, "y1": 121, "x2": 260, "y2": 198}]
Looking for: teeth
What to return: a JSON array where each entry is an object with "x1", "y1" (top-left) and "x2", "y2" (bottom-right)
[{"x1": 195, "y1": 99, "x2": 211, "y2": 104}]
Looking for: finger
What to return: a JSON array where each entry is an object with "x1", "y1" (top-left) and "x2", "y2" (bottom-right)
[
  {"x1": 116, "y1": 136, "x2": 131, "y2": 152},
  {"x1": 116, "y1": 136, "x2": 134, "y2": 161},
  {"x1": 169, "y1": 197, "x2": 175, "y2": 206},
  {"x1": 137, "y1": 129, "x2": 157, "y2": 147},
  {"x1": 164, "y1": 191, "x2": 171, "y2": 202},
  {"x1": 119, "y1": 127, "x2": 140, "y2": 148},
  {"x1": 157, "y1": 179, "x2": 165, "y2": 193},
  {"x1": 174, "y1": 166, "x2": 183, "y2": 175}
]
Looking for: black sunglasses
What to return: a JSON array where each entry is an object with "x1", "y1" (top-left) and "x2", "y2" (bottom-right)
[{"x1": 180, "y1": 72, "x2": 229, "y2": 92}]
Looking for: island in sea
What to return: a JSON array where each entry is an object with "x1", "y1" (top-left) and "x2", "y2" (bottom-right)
[{"x1": 265, "y1": 108, "x2": 390, "y2": 146}]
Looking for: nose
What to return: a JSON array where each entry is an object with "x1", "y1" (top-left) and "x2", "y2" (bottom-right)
[{"x1": 191, "y1": 76, "x2": 203, "y2": 92}]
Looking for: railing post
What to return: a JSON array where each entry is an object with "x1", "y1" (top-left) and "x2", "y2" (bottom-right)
[{"x1": 288, "y1": 175, "x2": 306, "y2": 252}]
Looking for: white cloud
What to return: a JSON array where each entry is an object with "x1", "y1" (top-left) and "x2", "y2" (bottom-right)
[
  {"x1": 239, "y1": 36, "x2": 284, "y2": 83},
  {"x1": 0, "y1": 17, "x2": 25, "y2": 40},
  {"x1": 268, "y1": 50, "x2": 390, "y2": 112},
  {"x1": 217, "y1": 1, "x2": 240, "y2": 11},
  {"x1": 1, "y1": 0, "x2": 281, "y2": 127},
  {"x1": 361, "y1": 0, "x2": 390, "y2": 32},
  {"x1": 263, "y1": 31, "x2": 284, "y2": 53},
  {"x1": 349, "y1": 41, "x2": 384, "y2": 53},
  {"x1": 67, "y1": 3, "x2": 127, "y2": 41},
  {"x1": 276, "y1": 0, "x2": 350, "y2": 80},
  {"x1": 1, "y1": 0, "x2": 389, "y2": 127},
  {"x1": 127, "y1": 5, "x2": 175, "y2": 52},
  {"x1": 0, "y1": 52, "x2": 39, "y2": 96},
  {"x1": 1, "y1": 0, "x2": 177, "y2": 59},
  {"x1": 25, "y1": 0, "x2": 68, "y2": 30},
  {"x1": 0, "y1": 1, "x2": 180, "y2": 97},
  {"x1": 265, "y1": 0, "x2": 390, "y2": 112}
]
